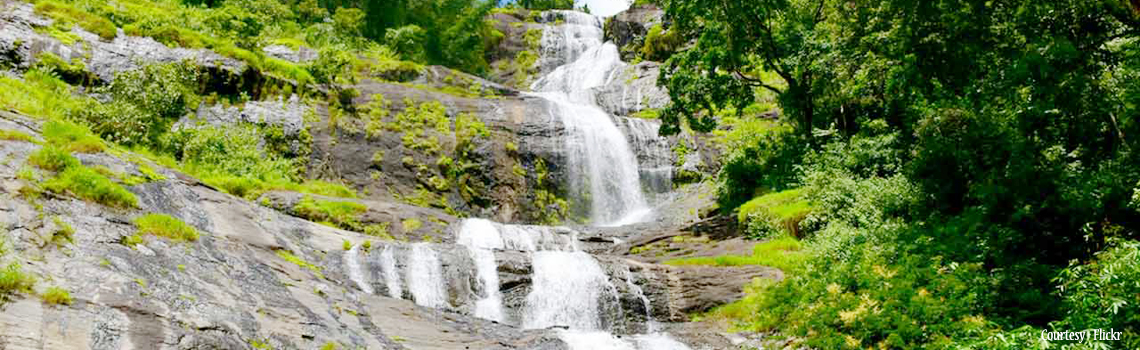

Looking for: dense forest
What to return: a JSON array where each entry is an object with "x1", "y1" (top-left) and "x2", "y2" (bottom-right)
[
  {"x1": 654, "y1": 0, "x2": 1140, "y2": 348},
  {"x1": 0, "y1": 0, "x2": 1137, "y2": 349}
]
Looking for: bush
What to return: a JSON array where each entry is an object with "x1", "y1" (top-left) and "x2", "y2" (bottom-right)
[
  {"x1": 44, "y1": 166, "x2": 139, "y2": 209},
  {"x1": 1052, "y1": 239, "x2": 1140, "y2": 349},
  {"x1": 79, "y1": 62, "x2": 199, "y2": 146},
  {"x1": 640, "y1": 24, "x2": 681, "y2": 61},
  {"x1": 134, "y1": 213, "x2": 200, "y2": 241},
  {"x1": 715, "y1": 123, "x2": 805, "y2": 211}
]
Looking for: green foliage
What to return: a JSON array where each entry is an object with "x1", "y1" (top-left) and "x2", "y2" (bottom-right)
[
  {"x1": 1052, "y1": 238, "x2": 1140, "y2": 349},
  {"x1": 517, "y1": 0, "x2": 573, "y2": 10},
  {"x1": 630, "y1": 109, "x2": 660, "y2": 119},
  {"x1": 170, "y1": 125, "x2": 299, "y2": 198},
  {"x1": 0, "y1": 263, "x2": 36, "y2": 302},
  {"x1": 293, "y1": 196, "x2": 367, "y2": 231},
  {"x1": 665, "y1": 236, "x2": 807, "y2": 273},
  {"x1": 738, "y1": 188, "x2": 813, "y2": 239},
  {"x1": 43, "y1": 165, "x2": 138, "y2": 208},
  {"x1": 134, "y1": 213, "x2": 200, "y2": 242},
  {"x1": 0, "y1": 69, "x2": 86, "y2": 121},
  {"x1": 385, "y1": 25, "x2": 426, "y2": 62},
  {"x1": 42, "y1": 120, "x2": 104, "y2": 153},
  {"x1": 28, "y1": 146, "x2": 80, "y2": 172},
  {"x1": 0, "y1": 130, "x2": 36, "y2": 143},
  {"x1": 32, "y1": 53, "x2": 96, "y2": 85},
  {"x1": 78, "y1": 62, "x2": 200, "y2": 147},
  {"x1": 34, "y1": 0, "x2": 117, "y2": 40},
  {"x1": 40, "y1": 286, "x2": 73, "y2": 305},
  {"x1": 275, "y1": 249, "x2": 323, "y2": 279},
  {"x1": 640, "y1": 24, "x2": 681, "y2": 62}
]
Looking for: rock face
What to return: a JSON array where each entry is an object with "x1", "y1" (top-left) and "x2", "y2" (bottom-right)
[
  {"x1": 0, "y1": 114, "x2": 564, "y2": 350},
  {"x1": 594, "y1": 61, "x2": 670, "y2": 117},
  {"x1": 603, "y1": 4, "x2": 665, "y2": 62}
]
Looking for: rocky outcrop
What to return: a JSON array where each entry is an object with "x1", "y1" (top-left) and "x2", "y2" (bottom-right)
[
  {"x1": 0, "y1": 114, "x2": 565, "y2": 350},
  {"x1": 262, "y1": 44, "x2": 318, "y2": 64},
  {"x1": 259, "y1": 190, "x2": 456, "y2": 242},
  {"x1": 603, "y1": 4, "x2": 665, "y2": 62},
  {"x1": 179, "y1": 95, "x2": 311, "y2": 137},
  {"x1": 594, "y1": 62, "x2": 670, "y2": 116}
]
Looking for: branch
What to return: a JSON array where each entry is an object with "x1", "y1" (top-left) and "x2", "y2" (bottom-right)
[{"x1": 733, "y1": 70, "x2": 783, "y2": 94}]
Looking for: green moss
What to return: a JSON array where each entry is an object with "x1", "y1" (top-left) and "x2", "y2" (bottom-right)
[
  {"x1": 41, "y1": 286, "x2": 73, "y2": 305},
  {"x1": 275, "y1": 249, "x2": 323, "y2": 279},
  {"x1": 630, "y1": 109, "x2": 660, "y2": 119},
  {"x1": 342, "y1": 239, "x2": 352, "y2": 251},
  {"x1": 121, "y1": 233, "x2": 143, "y2": 247},
  {"x1": 50, "y1": 216, "x2": 75, "y2": 246},
  {"x1": 43, "y1": 165, "x2": 138, "y2": 208},
  {"x1": 134, "y1": 213, "x2": 199, "y2": 242}
]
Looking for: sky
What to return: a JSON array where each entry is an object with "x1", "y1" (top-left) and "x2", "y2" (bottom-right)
[{"x1": 576, "y1": 0, "x2": 631, "y2": 17}]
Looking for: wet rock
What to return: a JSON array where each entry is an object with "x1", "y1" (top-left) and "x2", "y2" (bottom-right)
[
  {"x1": 259, "y1": 190, "x2": 456, "y2": 241},
  {"x1": 593, "y1": 62, "x2": 670, "y2": 117}
]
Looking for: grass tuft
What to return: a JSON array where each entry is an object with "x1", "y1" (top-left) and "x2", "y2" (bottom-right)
[
  {"x1": 0, "y1": 263, "x2": 37, "y2": 300},
  {"x1": 133, "y1": 213, "x2": 199, "y2": 242},
  {"x1": 44, "y1": 166, "x2": 138, "y2": 209},
  {"x1": 664, "y1": 236, "x2": 808, "y2": 273},
  {"x1": 41, "y1": 286, "x2": 73, "y2": 305}
]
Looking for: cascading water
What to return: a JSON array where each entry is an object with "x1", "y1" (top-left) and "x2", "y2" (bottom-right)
[
  {"x1": 529, "y1": 10, "x2": 652, "y2": 226},
  {"x1": 344, "y1": 244, "x2": 373, "y2": 294},
  {"x1": 457, "y1": 219, "x2": 507, "y2": 322},
  {"x1": 406, "y1": 243, "x2": 446, "y2": 308},
  {"x1": 379, "y1": 245, "x2": 402, "y2": 299},
  {"x1": 523, "y1": 251, "x2": 617, "y2": 330}
]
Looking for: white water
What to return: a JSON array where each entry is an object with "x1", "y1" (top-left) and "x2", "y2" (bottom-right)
[
  {"x1": 344, "y1": 244, "x2": 373, "y2": 294},
  {"x1": 406, "y1": 243, "x2": 446, "y2": 308},
  {"x1": 530, "y1": 10, "x2": 651, "y2": 226},
  {"x1": 379, "y1": 245, "x2": 402, "y2": 299},
  {"x1": 524, "y1": 251, "x2": 616, "y2": 330},
  {"x1": 558, "y1": 330, "x2": 692, "y2": 350},
  {"x1": 457, "y1": 219, "x2": 506, "y2": 322}
]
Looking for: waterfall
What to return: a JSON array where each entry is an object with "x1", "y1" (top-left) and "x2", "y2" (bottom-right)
[
  {"x1": 529, "y1": 10, "x2": 652, "y2": 226},
  {"x1": 406, "y1": 243, "x2": 446, "y2": 308},
  {"x1": 523, "y1": 251, "x2": 616, "y2": 330},
  {"x1": 344, "y1": 244, "x2": 373, "y2": 294},
  {"x1": 457, "y1": 219, "x2": 506, "y2": 322},
  {"x1": 379, "y1": 245, "x2": 402, "y2": 299}
]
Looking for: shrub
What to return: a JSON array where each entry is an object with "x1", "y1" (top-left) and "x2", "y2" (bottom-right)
[
  {"x1": 640, "y1": 24, "x2": 681, "y2": 61},
  {"x1": 44, "y1": 166, "x2": 138, "y2": 209},
  {"x1": 134, "y1": 213, "x2": 200, "y2": 242},
  {"x1": 41, "y1": 286, "x2": 73, "y2": 305},
  {"x1": 665, "y1": 236, "x2": 807, "y2": 273},
  {"x1": 79, "y1": 62, "x2": 200, "y2": 146}
]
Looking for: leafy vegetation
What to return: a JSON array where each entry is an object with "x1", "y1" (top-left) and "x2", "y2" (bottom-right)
[
  {"x1": 134, "y1": 213, "x2": 200, "y2": 242},
  {"x1": 655, "y1": 0, "x2": 1140, "y2": 347},
  {"x1": 292, "y1": 196, "x2": 367, "y2": 231},
  {"x1": 0, "y1": 263, "x2": 36, "y2": 303},
  {"x1": 665, "y1": 236, "x2": 807, "y2": 273}
]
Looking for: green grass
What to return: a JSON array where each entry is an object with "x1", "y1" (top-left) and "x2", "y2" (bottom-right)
[
  {"x1": 738, "y1": 188, "x2": 813, "y2": 237},
  {"x1": 293, "y1": 196, "x2": 367, "y2": 231},
  {"x1": 40, "y1": 286, "x2": 73, "y2": 305},
  {"x1": 33, "y1": 1, "x2": 117, "y2": 40},
  {"x1": 0, "y1": 129, "x2": 37, "y2": 143},
  {"x1": 664, "y1": 236, "x2": 808, "y2": 273},
  {"x1": 0, "y1": 71, "x2": 86, "y2": 121},
  {"x1": 275, "y1": 249, "x2": 323, "y2": 279},
  {"x1": 28, "y1": 146, "x2": 79, "y2": 172},
  {"x1": 44, "y1": 166, "x2": 138, "y2": 209},
  {"x1": 42, "y1": 120, "x2": 104, "y2": 153},
  {"x1": 630, "y1": 109, "x2": 661, "y2": 119},
  {"x1": 0, "y1": 263, "x2": 37, "y2": 299},
  {"x1": 133, "y1": 213, "x2": 200, "y2": 242}
]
